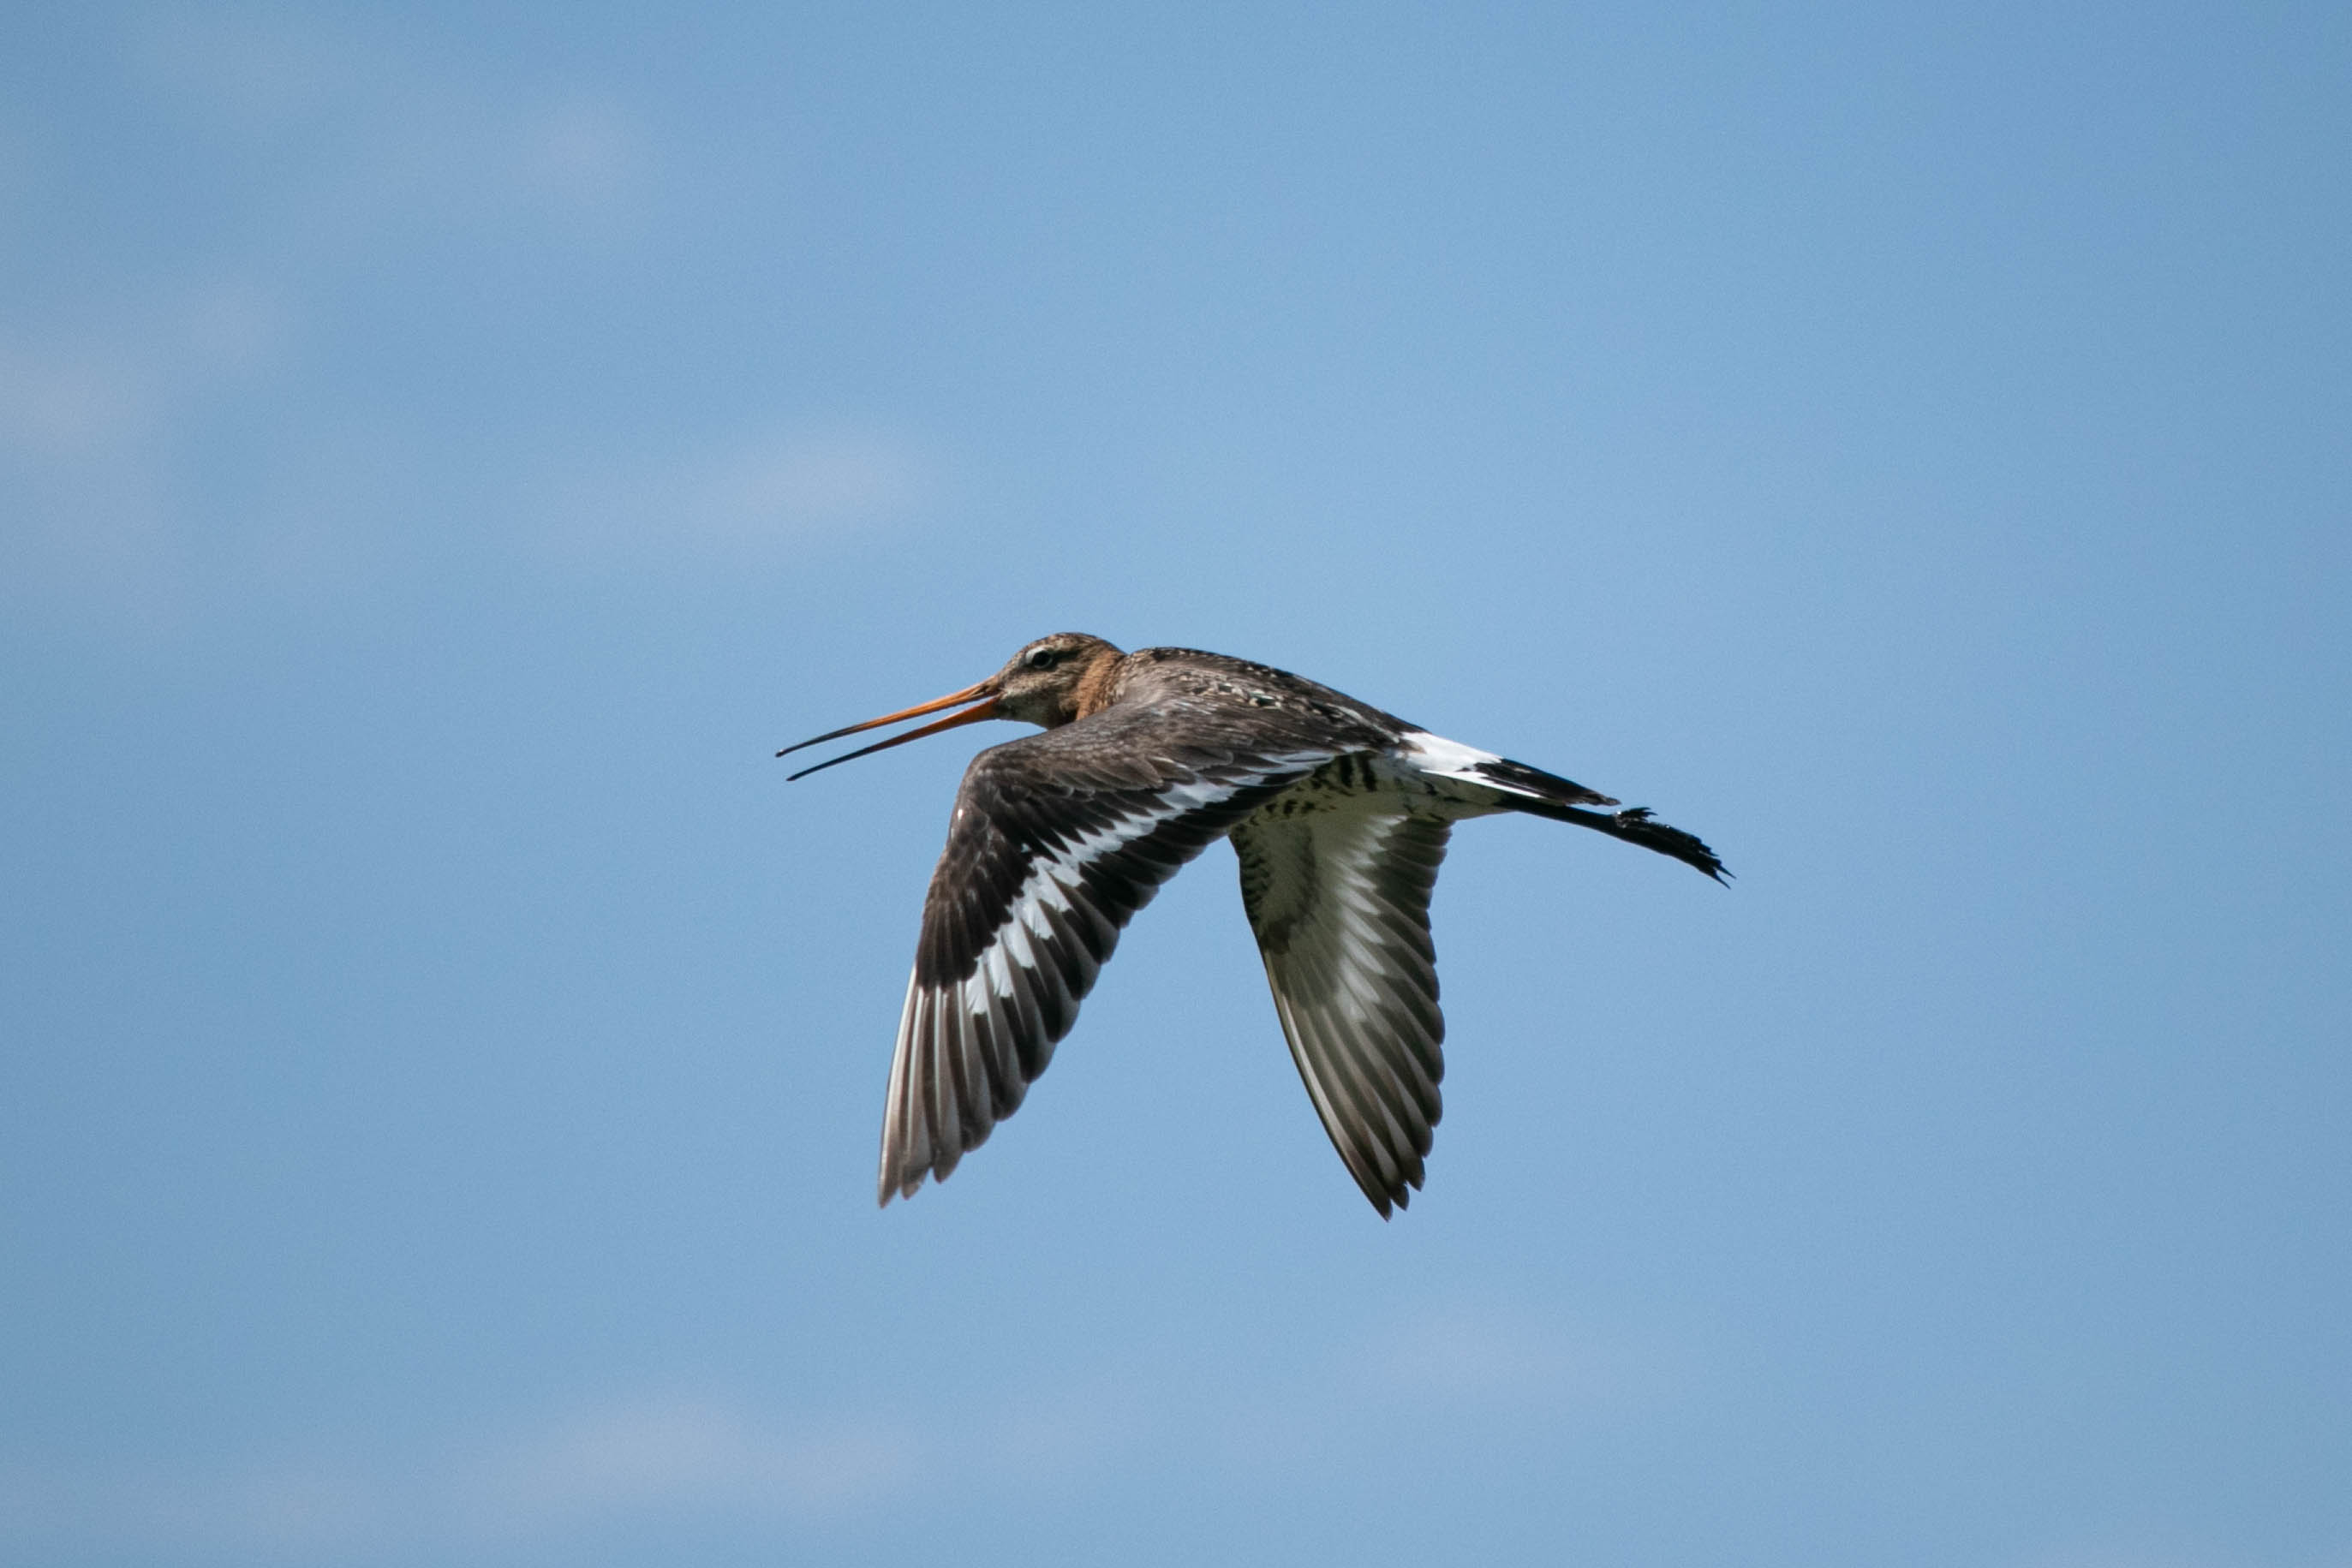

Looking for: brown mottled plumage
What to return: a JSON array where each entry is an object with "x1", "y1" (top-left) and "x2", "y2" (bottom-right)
[{"x1": 779, "y1": 632, "x2": 1725, "y2": 1217}]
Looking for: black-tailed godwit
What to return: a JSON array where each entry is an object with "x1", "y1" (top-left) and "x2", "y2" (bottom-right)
[{"x1": 780, "y1": 633, "x2": 1725, "y2": 1216}]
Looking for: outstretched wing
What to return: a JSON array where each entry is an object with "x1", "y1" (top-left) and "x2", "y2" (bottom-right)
[
  {"x1": 879, "y1": 711, "x2": 1333, "y2": 1204},
  {"x1": 1232, "y1": 801, "x2": 1453, "y2": 1216}
]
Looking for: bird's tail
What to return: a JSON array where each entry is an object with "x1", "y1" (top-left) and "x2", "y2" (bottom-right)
[
  {"x1": 1513, "y1": 797, "x2": 1729, "y2": 882},
  {"x1": 1481, "y1": 756, "x2": 1729, "y2": 883},
  {"x1": 1400, "y1": 734, "x2": 1729, "y2": 882}
]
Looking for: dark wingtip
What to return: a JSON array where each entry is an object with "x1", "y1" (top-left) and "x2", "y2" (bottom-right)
[
  {"x1": 879, "y1": 1160, "x2": 932, "y2": 1207},
  {"x1": 1604, "y1": 806, "x2": 1731, "y2": 883}
]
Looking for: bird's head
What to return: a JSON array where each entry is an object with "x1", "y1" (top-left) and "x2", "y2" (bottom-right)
[
  {"x1": 778, "y1": 632, "x2": 1124, "y2": 780},
  {"x1": 989, "y1": 631, "x2": 1123, "y2": 725}
]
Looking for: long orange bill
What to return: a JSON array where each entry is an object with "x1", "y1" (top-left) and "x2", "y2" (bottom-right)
[{"x1": 777, "y1": 680, "x2": 1003, "y2": 781}]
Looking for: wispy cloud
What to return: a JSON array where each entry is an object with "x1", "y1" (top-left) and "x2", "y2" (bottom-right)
[
  {"x1": 0, "y1": 339, "x2": 153, "y2": 459},
  {"x1": 128, "y1": 12, "x2": 653, "y2": 225},
  {"x1": 534, "y1": 421, "x2": 934, "y2": 569},
  {"x1": 455, "y1": 1396, "x2": 917, "y2": 1529},
  {"x1": 1353, "y1": 1293, "x2": 1682, "y2": 1407},
  {"x1": 2009, "y1": 1545, "x2": 2250, "y2": 1568},
  {"x1": 1, "y1": 13, "x2": 672, "y2": 624},
  {"x1": 0, "y1": 1296, "x2": 1691, "y2": 1558},
  {"x1": 0, "y1": 1450, "x2": 385, "y2": 1555},
  {"x1": 129, "y1": 11, "x2": 364, "y2": 132},
  {"x1": 0, "y1": 1398, "x2": 919, "y2": 1559},
  {"x1": 0, "y1": 285, "x2": 285, "y2": 617},
  {"x1": 510, "y1": 96, "x2": 652, "y2": 215}
]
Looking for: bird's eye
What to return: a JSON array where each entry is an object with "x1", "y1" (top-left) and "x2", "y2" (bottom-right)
[{"x1": 1026, "y1": 648, "x2": 1060, "y2": 671}]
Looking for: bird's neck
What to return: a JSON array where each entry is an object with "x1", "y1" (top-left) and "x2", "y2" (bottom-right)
[{"x1": 1069, "y1": 650, "x2": 1125, "y2": 721}]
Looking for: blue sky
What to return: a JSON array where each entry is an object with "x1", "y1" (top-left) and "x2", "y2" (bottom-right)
[{"x1": 2, "y1": 4, "x2": 2347, "y2": 1565}]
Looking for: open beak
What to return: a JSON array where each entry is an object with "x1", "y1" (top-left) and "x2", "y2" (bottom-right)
[{"x1": 776, "y1": 679, "x2": 1003, "y2": 781}]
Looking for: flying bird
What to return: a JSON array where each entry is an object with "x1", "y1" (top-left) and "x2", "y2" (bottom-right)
[{"x1": 780, "y1": 633, "x2": 1724, "y2": 1216}]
